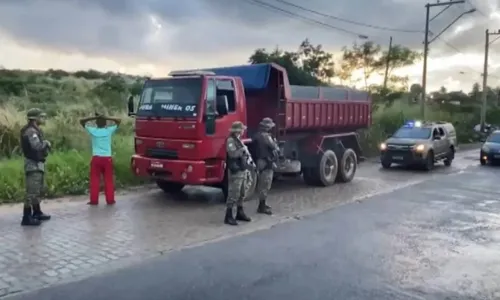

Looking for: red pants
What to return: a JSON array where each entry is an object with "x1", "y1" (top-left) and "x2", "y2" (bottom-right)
[{"x1": 89, "y1": 156, "x2": 115, "y2": 204}]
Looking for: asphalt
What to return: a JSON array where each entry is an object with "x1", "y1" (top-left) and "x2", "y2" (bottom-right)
[{"x1": 7, "y1": 162, "x2": 500, "y2": 300}]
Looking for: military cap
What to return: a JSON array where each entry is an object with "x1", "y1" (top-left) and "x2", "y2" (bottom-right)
[
  {"x1": 27, "y1": 108, "x2": 46, "y2": 120},
  {"x1": 229, "y1": 121, "x2": 247, "y2": 133},
  {"x1": 259, "y1": 117, "x2": 275, "y2": 129}
]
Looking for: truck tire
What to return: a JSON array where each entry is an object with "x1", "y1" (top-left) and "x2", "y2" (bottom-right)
[
  {"x1": 336, "y1": 148, "x2": 357, "y2": 183},
  {"x1": 304, "y1": 150, "x2": 338, "y2": 187},
  {"x1": 156, "y1": 180, "x2": 184, "y2": 194}
]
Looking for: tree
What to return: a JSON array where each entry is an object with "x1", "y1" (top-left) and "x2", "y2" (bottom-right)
[
  {"x1": 377, "y1": 45, "x2": 422, "y2": 91},
  {"x1": 248, "y1": 39, "x2": 334, "y2": 86},
  {"x1": 296, "y1": 39, "x2": 335, "y2": 82},
  {"x1": 339, "y1": 41, "x2": 381, "y2": 88}
]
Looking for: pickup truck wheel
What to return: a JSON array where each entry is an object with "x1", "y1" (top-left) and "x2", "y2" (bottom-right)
[
  {"x1": 424, "y1": 151, "x2": 434, "y2": 171},
  {"x1": 156, "y1": 180, "x2": 184, "y2": 194},
  {"x1": 443, "y1": 147, "x2": 454, "y2": 166},
  {"x1": 336, "y1": 149, "x2": 357, "y2": 183},
  {"x1": 381, "y1": 160, "x2": 391, "y2": 169}
]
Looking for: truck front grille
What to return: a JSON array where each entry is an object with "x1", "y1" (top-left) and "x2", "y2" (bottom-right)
[{"x1": 146, "y1": 148, "x2": 178, "y2": 160}]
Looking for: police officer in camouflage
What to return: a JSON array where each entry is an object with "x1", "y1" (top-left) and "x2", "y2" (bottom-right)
[
  {"x1": 253, "y1": 117, "x2": 280, "y2": 215},
  {"x1": 224, "y1": 121, "x2": 252, "y2": 226},
  {"x1": 20, "y1": 108, "x2": 52, "y2": 226}
]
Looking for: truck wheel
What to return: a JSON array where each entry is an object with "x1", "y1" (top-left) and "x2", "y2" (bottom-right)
[
  {"x1": 443, "y1": 147, "x2": 454, "y2": 166},
  {"x1": 424, "y1": 151, "x2": 434, "y2": 171},
  {"x1": 336, "y1": 149, "x2": 357, "y2": 183},
  {"x1": 156, "y1": 180, "x2": 184, "y2": 194},
  {"x1": 304, "y1": 150, "x2": 338, "y2": 187}
]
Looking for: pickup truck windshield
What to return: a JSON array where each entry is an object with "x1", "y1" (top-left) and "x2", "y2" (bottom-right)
[
  {"x1": 487, "y1": 132, "x2": 500, "y2": 143},
  {"x1": 392, "y1": 127, "x2": 431, "y2": 139},
  {"x1": 137, "y1": 78, "x2": 201, "y2": 117}
]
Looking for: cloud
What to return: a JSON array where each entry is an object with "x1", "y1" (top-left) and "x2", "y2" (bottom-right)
[{"x1": 0, "y1": 0, "x2": 499, "y2": 91}]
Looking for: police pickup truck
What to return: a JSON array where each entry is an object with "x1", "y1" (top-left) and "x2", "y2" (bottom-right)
[{"x1": 380, "y1": 121, "x2": 457, "y2": 171}]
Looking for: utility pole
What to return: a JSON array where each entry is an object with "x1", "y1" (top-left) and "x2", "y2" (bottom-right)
[
  {"x1": 481, "y1": 29, "x2": 500, "y2": 131},
  {"x1": 383, "y1": 36, "x2": 393, "y2": 90},
  {"x1": 421, "y1": 0, "x2": 472, "y2": 120}
]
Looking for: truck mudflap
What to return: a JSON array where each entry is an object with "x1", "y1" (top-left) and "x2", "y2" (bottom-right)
[{"x1": 131, "y1": 155, "x2": 224, "y2": 185}]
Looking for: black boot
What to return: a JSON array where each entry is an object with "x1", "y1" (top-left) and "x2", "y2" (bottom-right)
[
  {"x1": 257, "y1": 200, "x2": 272, "y2": 215},
  {"x1": 224, "y1": 207, "x2": 238, "y2": 226},
  {"x1": 236, "y1": 206, "x2": 251, "y2": 222},
  {"x1": 21, "y1": 206, "x2": 41, "y2": 226},
  {"x1": 32, "y1": 204, "x2": 51, "y2": 221}
]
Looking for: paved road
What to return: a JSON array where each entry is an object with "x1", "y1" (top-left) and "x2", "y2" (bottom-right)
[
  {"x1": 5, "y1": 152, "x2": 500, "y2": 300},
  {"x1": 0, "y1": 149, "x2": 486, "y2": 298}
]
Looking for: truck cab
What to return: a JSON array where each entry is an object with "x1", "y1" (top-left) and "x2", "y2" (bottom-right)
[{"x1": 128, "y1": 70, "x2": 249, "y2": 193}]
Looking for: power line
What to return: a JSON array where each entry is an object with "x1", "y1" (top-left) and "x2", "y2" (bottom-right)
[
  {"x1": 271, "y1": 0, "x2": 423, "y2": 33},
  {"x1": 241, "y1": 0, "x2": 368, "y2": 38},
  {"x1": 436, "y1": 37, "x2": 500, "y2": 79}
]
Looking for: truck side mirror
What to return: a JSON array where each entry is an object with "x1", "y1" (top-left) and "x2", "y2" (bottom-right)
[
  {"x1": 127, "y1": 96, "x2": 135, "y2": 116},
  {"x1": 216, "y1": 95, "x2": 229, "y2": 116}
]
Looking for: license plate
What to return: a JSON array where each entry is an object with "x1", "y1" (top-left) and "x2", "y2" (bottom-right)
[
  {"x1": 392, "y1": 156, "x2": 403, "y2": 160},
  {"x1": 150, "y1": 161, "x2": 163, "y2": 168}
]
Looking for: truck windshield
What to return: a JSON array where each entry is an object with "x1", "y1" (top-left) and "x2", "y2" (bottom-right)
[
  {"x1": 137, "y1": 78, "x2": 201, "y2": 117},
  {"x1": 392, "y1": 127, "x2": 431, "y2": 139}
]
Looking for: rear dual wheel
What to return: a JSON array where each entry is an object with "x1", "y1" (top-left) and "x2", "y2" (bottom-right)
[{"x1": 303, "y1": 148, "x2": 357, "y2": 186}]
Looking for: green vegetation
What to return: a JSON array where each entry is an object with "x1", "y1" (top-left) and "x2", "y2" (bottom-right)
[{"x1": 1, "y1": 38, "x2": 498, "y2": 203}]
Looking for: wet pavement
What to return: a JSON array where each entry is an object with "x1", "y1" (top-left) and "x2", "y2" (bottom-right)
[{"x1": 0, "y1": 148, "x2": 492, "y2": 299}]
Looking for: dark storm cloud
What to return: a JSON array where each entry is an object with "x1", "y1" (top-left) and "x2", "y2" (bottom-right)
[{"x1": 0, "y1": 0, "x2": 497, "y2": 64}]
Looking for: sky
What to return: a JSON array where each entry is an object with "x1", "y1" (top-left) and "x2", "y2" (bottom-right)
[{"x1": 0, "y1": 0, "x2": 499, "y2": 92}]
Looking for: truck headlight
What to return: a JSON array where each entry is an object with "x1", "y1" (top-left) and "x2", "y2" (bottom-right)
[
  {"x1": 414, "y1": 144, "x2": 425, "y2": 152},
  {"x1": 380, "y1": 143, "x2": 387, "y2": 150}
]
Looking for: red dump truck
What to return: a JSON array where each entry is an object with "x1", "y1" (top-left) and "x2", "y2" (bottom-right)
[{"x1": 127, "y1": 63, "x2": 371, "y2": 199}]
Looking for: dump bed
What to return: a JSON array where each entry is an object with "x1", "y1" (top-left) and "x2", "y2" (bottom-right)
[{"x1": 205, "y1": 63, "x2": 371, "y2": 135}]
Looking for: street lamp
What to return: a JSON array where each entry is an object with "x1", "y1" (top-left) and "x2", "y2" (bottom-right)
[{"x1": 420, "y1": 1, "x2": 476, "y2": 119}]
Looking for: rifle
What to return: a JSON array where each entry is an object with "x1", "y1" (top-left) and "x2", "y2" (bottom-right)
[{"x1": 234, "y1": 137, "x2": 256, "y2": 170}]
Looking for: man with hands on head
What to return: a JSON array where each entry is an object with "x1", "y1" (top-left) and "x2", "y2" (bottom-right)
[{"x1": 80, "y1": 113, "x2": 121, "y2": 206}]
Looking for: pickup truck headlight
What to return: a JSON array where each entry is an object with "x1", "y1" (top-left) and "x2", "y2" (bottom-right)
[
  {"x1": 380, "y1": 143, "x2": 387, "y2": 150},
  {"x1": 414, "y1": 144, "x2": 425, "y2": 152}
]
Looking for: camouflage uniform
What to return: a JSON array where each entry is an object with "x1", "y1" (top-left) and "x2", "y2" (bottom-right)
[
  {"x1": 224, "y1": 121, "x2": 252, "y2": 226},
  {"x1": 20, "y1": 108, "x2": 51, "y2": 226},
  {"x1": 254, "y1": 117, "x2": 280, "y2": 215}
]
